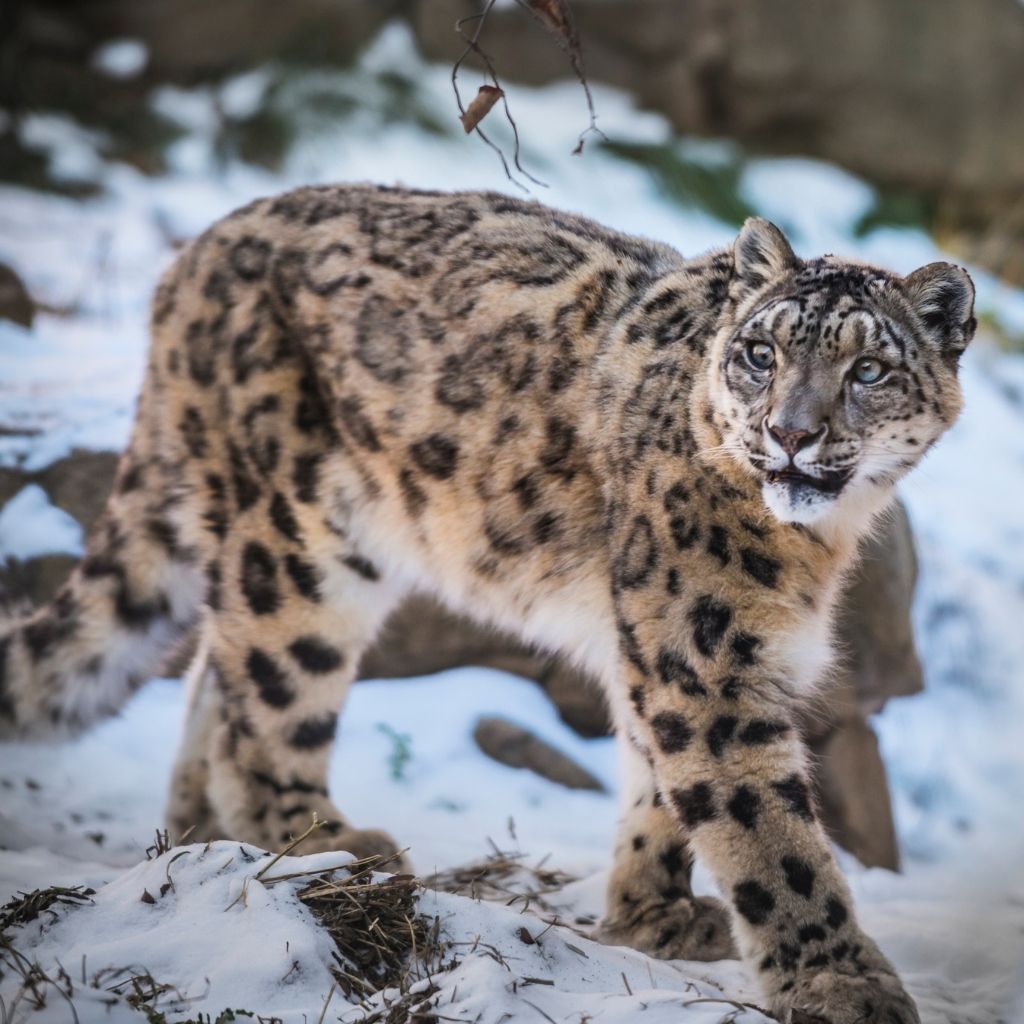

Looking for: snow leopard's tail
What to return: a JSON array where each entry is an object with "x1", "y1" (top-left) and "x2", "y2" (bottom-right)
[{"x1": 0, "y1": 409, "x2": 207, "y2": 740}]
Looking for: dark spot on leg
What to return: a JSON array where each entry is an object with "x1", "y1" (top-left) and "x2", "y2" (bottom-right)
[
  {"x1": 658, "y1": 840, "x2": 687, "y2": 877},
  {"x1": 651, "y1": 711, "x2": 693, "y2": 754},
  {"x1": 730, "y1": 632, "x2": 761, "y2": 665},
  {"x1": 706, "y1": 715, "x2": 738, "y2": 757},
  {"x1": 772, "y1": 774, "x2": 814, "y2": 821},
  {"x1": 293, "y1": 453, "x2": 323, "y2": 503},
  {"x1": 230, "y1": 442, "x2": 262, "y2": 511},
  {"x1": 284, "y1": 553, "x2": 321, "y2": 602},
  {"x1": 706, "y1": 524, "x2": 730, "y2": 566},
  {"x1": 781, "y1": 855, "x2": 816, "y2": 899},
  {"x1": 247, "y1": 647, "x2": 294, "y2": 708},
  {"x1": 341, "y1": 554, "x2": 380, "y2": 581},
  {"x1": 270, "y1": 491, "x2": 302, "y2": 544},
  {"x1": 288, "y1": 636, "x2": 343, "y2": 674},
  {"x1": 739, "y1": 720, "x2": 791, "y2": 745},
  {"x1": 689, "y1": 595, "x2": 732, "y2": 658},
  {"x1": 825, "y1": 896, "x2": 848, "y2": 930},
  {"x1": 399, "y1": 468, "x2": 428, "y2": 518},
  {"x1": 798, "y1": 924, "x2": 827, "y2": 944},
  {"x1": 734, "y1": 880, "x2": 775, "y2": 925},
  {"x1": 289, "y1": 713, "x2": 338, "y2": 749},
  {"x1": 656, "y1": 648, "x2": 708, "y2": 696},
  {"x1": 628, "y1": 684, "x2": 646, "y2": 717},
  {"x1": 241, "y1": 542, "x2": 280, "y2": 615},
  {"x1": 618, "y1": 620, "x2": 649, "y2": 676},
  {"x1": 727, "y1": 784, "x2": 761, "y2": 830},
  {"x1": 671, "y1": 782, "x2": 717, "y2": 827}
]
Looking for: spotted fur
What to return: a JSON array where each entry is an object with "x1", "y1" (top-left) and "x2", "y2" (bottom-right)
[{"x1": 0, "y1": 185, "x2": 975, "y2": 1022}]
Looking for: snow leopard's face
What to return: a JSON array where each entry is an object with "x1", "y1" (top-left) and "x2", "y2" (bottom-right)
[{"x1": 710, "y1": 219, "x2": 975, "y2": 526}]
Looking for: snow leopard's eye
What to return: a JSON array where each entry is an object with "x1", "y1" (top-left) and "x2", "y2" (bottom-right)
[
  {"x1": 745, "y1": 340, "x2": 775, "y2": 371},
  {"x1": 852, "y1": 357, "x2": 888, "y2": 384}
]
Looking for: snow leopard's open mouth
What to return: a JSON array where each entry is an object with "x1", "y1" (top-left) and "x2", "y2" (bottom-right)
[{"x1": 765, "y1": 466, "x2": 851, "y2": 495}]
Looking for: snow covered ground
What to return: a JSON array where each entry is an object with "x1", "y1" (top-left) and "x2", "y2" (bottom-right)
[{"x1": 1, "y1": 22, "x2": 1024, "y2": 1024}]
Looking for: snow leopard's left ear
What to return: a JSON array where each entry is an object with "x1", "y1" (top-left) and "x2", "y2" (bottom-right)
[
  {"x1": 903, "y1": 262, "x2": 976, "y2": 362},
  {"x1": 733, "y1": 218, "x2": 798, "y2": 288}
]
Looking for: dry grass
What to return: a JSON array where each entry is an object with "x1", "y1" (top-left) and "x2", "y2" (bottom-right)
[
  {"x1": 270, "y1": 848, "x2": 453, "y2": 1023},
  {"x1": 0, "y1": 885, "x2": 95, "y2": 934},
  {"x1": 298, "y1": 853, "x2": 433, "y2": 998},
  {"x1": 425, "y1": 843, "x2": 578, "y2": 916}
]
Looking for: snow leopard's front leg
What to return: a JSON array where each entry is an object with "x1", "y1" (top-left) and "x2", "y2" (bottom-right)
[
  {"x1": 598, "y1": 718, "x2": 736, "y2": 961},
  {"x1": 613, "y1": 589, "x2": 918, "y2": 1021}
]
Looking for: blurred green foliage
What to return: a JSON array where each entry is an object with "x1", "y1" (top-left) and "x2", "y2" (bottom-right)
[{"x1": 599, "y1": 138, "x2": 756, "y2": 227}]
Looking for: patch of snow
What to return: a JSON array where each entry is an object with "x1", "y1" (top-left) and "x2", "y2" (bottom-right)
[
  {"x1": 740, "y1": 157, "x2": 876, "y2": 251},
  {"x1": 18, "y1": 115, "x2": 109, "y2": 184},
  {"x1": 91, "y1": 39, "x2": 149, "y2": 80},
  {"x1": 219, "y1": 69, "x2": 272, "y2": 120},
  {"x1": 0, "y1": 485, "x2": 83, "y2": 560}
]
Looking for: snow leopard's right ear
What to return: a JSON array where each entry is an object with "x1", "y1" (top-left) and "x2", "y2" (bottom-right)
[{"x1": 734, "y1": 218, "x2": 798, "y2": 288}]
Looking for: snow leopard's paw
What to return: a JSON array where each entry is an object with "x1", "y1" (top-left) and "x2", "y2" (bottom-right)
[
  {"x1": 780, "y1": 965, "x2": 919, "y2": 1024},
  {"x1": 596, "y1": 894, "x2": 737, "y2": 962}
]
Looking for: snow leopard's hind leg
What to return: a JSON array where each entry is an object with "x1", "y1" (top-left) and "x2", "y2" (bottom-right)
[
  {"x1": 165, "y1": 628, "x2": 220, "y2": 844},
  {"x1": 179, "y1": 501, "x2": 409, "y2": 861}
]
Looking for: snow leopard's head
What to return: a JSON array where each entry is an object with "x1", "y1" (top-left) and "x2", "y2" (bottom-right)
[{"x1": 707, "y1": 218, "x2": 975, "y2": 528}]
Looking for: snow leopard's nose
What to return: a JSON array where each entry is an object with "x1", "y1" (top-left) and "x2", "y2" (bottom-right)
[{"x1": 765, "y1": 420, "x2": 826, "y2": 458}]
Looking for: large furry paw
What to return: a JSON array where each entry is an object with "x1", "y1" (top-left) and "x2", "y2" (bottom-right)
[
  {"x1": 779, "y1": 966, "x2": 919, "y2": 1024},
  {"x1": 596, "y1": 895, "x2": 737, "y2": 962}
]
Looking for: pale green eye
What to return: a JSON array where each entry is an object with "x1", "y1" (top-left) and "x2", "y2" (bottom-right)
[
  {"x1": 853, "y1": 357, "x2": 887, "y2": 384},
  {"x1": 746, "y1": 340, "x2": 775, "y2": 371}
]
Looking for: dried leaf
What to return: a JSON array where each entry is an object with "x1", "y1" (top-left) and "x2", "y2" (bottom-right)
[
  {"x1": 520, "y1": 0, "x2": 579, "y2": 53},
  {"x1": 460, "y1": 85, "x2": 504, "y2": 134}
]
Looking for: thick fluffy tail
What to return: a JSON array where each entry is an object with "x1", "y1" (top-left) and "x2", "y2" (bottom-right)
[{"x1": 0, "y1": 429, "x2": 207, "y2": 739}]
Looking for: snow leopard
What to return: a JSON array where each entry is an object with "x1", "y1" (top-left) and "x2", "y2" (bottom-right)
[{"x1": 0, "y1": 184, "x2": 976, "y2": 1022}]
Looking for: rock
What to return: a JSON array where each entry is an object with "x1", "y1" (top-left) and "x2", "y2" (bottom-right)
[
  {"x1": 0, "y1": 465, "x2": 26, "y2": 509},
  {"x1": 838, "y1": 503, "x2": 924, "y2": 713},
  {"x1": 0, "y1": 553, "x2": 79, "y2": 608},
  {"x1": 0, "y1": 264, "x2": 34, "y2": 328},
  {"x1": 539, "y1": 660, "x2": 610, "y2": 739},
  {"x1": 473, "y1": 716, "x2": 605, "y2": 792},
  {"x1": 810, "y1": 718, "x2": 900, "y2": 870},
  {"x1": 55, "y1": 0, "x2": 404, "y2": 83},
  {"x1": 0, "y1": 449, "x2": 118, "y2": 608},
  {"x1": 35, "y1": 449, "x2": 119, "y2": 533}
]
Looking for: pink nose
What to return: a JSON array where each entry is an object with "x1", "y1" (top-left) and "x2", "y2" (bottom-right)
[{"x1": 767, "y1": 423, "x2": 822, "y2": 458}]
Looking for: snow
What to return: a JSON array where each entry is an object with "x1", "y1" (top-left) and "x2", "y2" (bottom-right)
[
  {"x1": 0, "y1": 485, "x2": 83, "y2": 561},
  {"x1": 91, "y1": 40, "x2": 149, "y2": 80},
  {"x1": 1, "y1": 18, "x2": 1024, "y2": 1024}
]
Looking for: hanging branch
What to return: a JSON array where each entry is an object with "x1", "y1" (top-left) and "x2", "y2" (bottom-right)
[
  {"x1": 452, "y1": 0, "x2": 545, "y2": 190},
  {"x1": 450, "y1": 0, "x2": 604, "y2": 189},
  {"x1": 514, "y1": 0, "x2": 605, "y2": 155}
]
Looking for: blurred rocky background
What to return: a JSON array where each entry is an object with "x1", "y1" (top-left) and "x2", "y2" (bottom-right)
[
  {"x1": 4, "y1": 0, "x2": 1023, "y2": 285},
  {"x1": 2, "y1": 0, "x2": 1021, "y2": 870}
]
